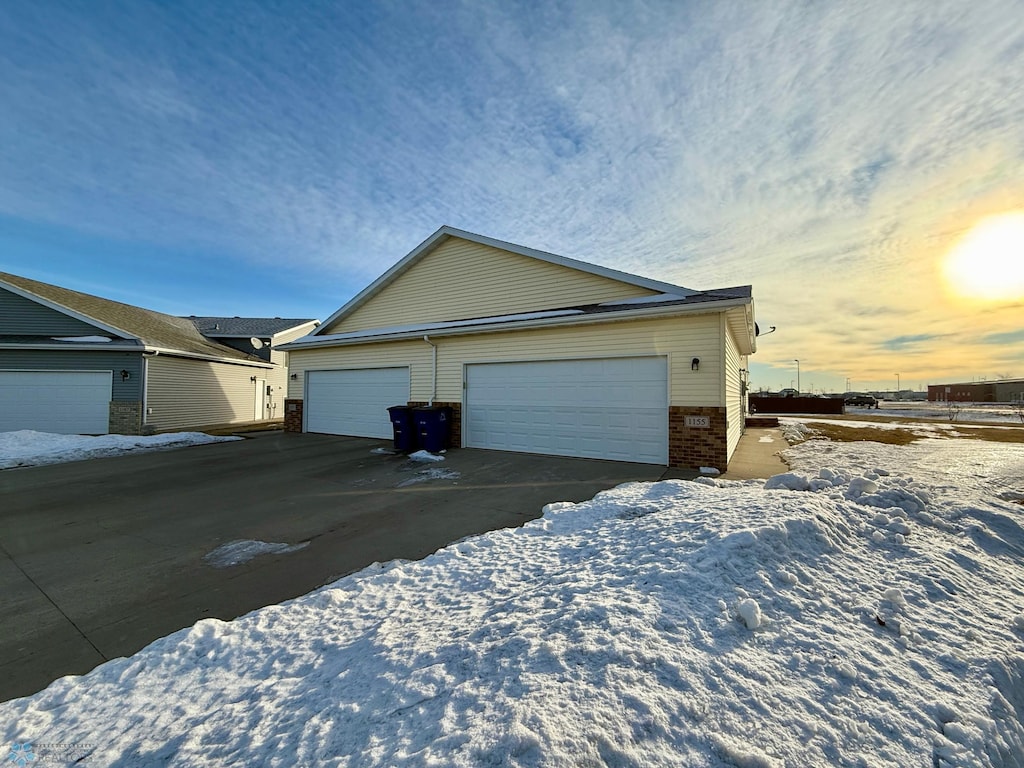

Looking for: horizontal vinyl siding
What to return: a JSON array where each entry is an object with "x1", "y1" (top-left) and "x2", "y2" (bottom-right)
[
  {"x1": 326, "y1": 238, "x2": 657, "y2": 334},
  {"x1": 289, "y1": 314, "x2": 723, "y2": 408},
  {"x1": 724, "y1": 322, "x2": 745, "y2": 460},
  {"x1": 0, "y1": 349, "x2": 143, "y2": 400},
  {"x1": 0, "y1": 287, "x2": 108, "y2": 336},
  {"x1": 146, "y1": 355, "x2": 270, "y2": 431}
]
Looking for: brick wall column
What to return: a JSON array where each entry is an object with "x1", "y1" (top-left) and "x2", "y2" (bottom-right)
[
  {"x1": 284, "y1": 399, "x2": 303, "y2": 432},
  {"x1": 108, "y1": 401, "x2": 143, "y2": 435},
  {"x1": 669, "y1": 406, "x2": 728, "y2": 471}
]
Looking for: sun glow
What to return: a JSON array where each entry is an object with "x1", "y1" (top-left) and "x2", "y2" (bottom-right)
[{"x1": 942, "y1": 212, "x2": 1024, "y2": 302}]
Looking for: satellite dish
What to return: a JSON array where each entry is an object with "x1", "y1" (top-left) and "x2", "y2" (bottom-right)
[{"x1": 250, "y1": 337, "x2": 264, "y2": 350}]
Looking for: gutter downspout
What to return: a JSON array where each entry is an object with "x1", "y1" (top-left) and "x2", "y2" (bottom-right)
[
  {"x1": 142, "y1": 350, "x2": 160, "y2": 433},
  {"x1": 423, "y1": 335, "x2": 437, "y2": 406}
]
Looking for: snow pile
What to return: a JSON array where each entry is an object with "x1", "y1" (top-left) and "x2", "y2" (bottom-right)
[
  {"x1": 407, "y1": 449, "x2": 445, "y2": 462},
  {"x1": 0, "y1": 430, "x2": 242, "y2": 469},
  {"x1": 203, "y1": 540, "x2": 310, "y2": 568},
  {"x1": 781, "y1": 421, "x2": 816, "y2": 442},
  {"x1": 3, "y1": 437, "x2": 1023, "y2": 765}
]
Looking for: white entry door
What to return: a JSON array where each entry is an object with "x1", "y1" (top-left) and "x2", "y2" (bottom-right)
[
  {"x1": 464, "y1": 357, "x2": 668, "y2": 464},
  {"x1": 0, "y1": 370, "x2": 112, "y2": 434},
  {"x1": 305, "y1": 367, "x2": 410, "y2": 438}
]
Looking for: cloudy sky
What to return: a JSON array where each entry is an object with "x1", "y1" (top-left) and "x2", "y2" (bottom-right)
[{"x1": 2, "y1": 1, "x2": 1022, "y2": 393}]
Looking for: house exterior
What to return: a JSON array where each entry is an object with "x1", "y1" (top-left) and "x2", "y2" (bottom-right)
[
  {"x1": 928, "y1": 379, "x2": 1024, "y2": 403},
  {"x1": 0, "y1": 271, "x2": 317, "y2": 434},
  {"x1": 280, "y1": 226, "x2": 756, "y2": 471}
]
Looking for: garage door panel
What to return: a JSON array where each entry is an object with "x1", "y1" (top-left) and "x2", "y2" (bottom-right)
[
  {"x1": 0, "y1": 370, "x2": 111, "y2": 434},
  {"x1": 466, "y1": 358, "x2": 668, "y2": 464},
  {"x1": 305, "y1": 367, "x2": 409, "y2": 439}
]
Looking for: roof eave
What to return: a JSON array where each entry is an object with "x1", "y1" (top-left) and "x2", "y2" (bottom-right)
[
  {"x1": 0, "y1": 343, "x2": 144, "y2": 352},
  {"x1": 143, "y1": 346, "x2": 276, "y2": 368},
  {"x1": 283, "y1": 297, "x2": 752, "y2": 351}
]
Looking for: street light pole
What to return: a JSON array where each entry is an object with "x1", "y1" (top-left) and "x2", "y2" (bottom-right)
[
  {"x1": 794, "y1": 359, "x2": 800, "y2": 394},
  {"x1": 895, "y1": 373, "x2": 900, "y2": 399}
]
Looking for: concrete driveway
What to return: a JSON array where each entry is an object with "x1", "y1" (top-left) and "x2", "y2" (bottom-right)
[{"x1": 0, "y1": 431, "x2": 682, "y2": 702}]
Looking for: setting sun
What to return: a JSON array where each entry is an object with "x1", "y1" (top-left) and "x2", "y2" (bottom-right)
[{"x1": 942, "y1": 212, "x2": 1024, "y2": 302}]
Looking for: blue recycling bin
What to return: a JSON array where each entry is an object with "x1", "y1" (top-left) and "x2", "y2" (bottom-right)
[
  {"x1": 413, "y1": 406, "x2": 452, "y2": 453},
  {"x1": 387, "y1": 405, "x2": 417, "y2": 452}
]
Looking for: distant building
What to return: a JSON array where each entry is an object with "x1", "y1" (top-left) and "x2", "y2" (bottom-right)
[{"x1": 928, "y1": 379, "x2": 1024, "y2": 403}]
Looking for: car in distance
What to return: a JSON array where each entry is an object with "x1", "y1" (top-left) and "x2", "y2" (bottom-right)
[
  {"x1": 844, "y1": 392, "x2": 878, "y2": 407},
  {"x1": 778, "y1": 388, "x2": 800, "y2": 398}
]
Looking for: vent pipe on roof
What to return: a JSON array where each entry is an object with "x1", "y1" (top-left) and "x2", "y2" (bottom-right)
[{"x1": 423, "y1": 335, "x2": 437, "y2": 406}]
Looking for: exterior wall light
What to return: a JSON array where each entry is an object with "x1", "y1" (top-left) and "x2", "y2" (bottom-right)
[
  {"x1": 691, "y1": 357, "x2": 700, "y2": 371},
  {"x1": 120, "y1": 370, "x2": 131, "y2": 381}
]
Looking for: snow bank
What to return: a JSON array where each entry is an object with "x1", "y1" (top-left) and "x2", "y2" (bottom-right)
[
  {"x1": 0, "y1": 430, "x2": 242, "y2": 469},
  {"x1": 3, "y1": 436, "x2": 1023, "y2": 766}
]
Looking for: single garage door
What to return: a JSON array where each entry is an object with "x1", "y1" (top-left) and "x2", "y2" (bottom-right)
[
  {"x1": 465, "y1": 357, "x2": 668, "y2": 464},
  {"x1": 305, "y1": 367, "x2": 409, "y2": 439},
  {"x1": 0, "y1": 370, "x2": 112, "y2": 434}
]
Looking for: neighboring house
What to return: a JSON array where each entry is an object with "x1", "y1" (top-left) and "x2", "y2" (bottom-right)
[
  {"x1": 0, "y1": 271, "x2": 317, "y2": 435},
  {"x1": 280, "y1": 226, "x2": 757, "y2": 471}
]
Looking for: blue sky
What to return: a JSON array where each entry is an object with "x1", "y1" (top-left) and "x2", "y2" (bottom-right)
[{"x1": 2, "y1": 1, "x2": 1022, "y2": 392}]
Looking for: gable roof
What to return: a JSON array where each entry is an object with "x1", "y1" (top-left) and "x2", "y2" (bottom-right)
[
  {"x1": 0, "y1": 271, "x2": 272, "y2": 365},
  {"x1": 187, "y1": 317, "x2": 318, "y2": 338},
  {"x1": 313, "y1": 226, "x2": 698, "y2": 336}
]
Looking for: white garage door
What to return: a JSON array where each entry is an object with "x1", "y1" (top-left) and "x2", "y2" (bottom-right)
[
  {"x1": 305, "y1": 367, "x2": 409, "y2": 439},
  {"x1": 0, "y1": 370, "x2": 112, "y2": 434},
  {"x1": 465, "y1": 357, "x2": 668, "y2": 464}
]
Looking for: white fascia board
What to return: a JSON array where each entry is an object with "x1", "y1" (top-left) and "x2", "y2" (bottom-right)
[
  {"x1": 438, "y1": 226, "x2": 697, "y2": 296},
  {"x1": 0, "y1": 343, "x2": 143, "y2": 352},
  {"x1": 269, "y1": 320, "x2": 320, "y2": 342},
  {"x1": 285, "y1": 297, "x2": 752, "y2": 351},
  {"x1": 0, "y1": 279, "x2": 137, "y2": 340},
  {"x1": 143, "y1": 347, "x2": 276, "y2": 368},
  {"x1": 311, "y1": 225, "x2": 697, "y2": 335}
]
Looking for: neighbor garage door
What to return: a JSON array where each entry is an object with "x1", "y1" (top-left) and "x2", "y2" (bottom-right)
[
  {"x1": 305, "y1": 367, "x2": 409, "y2": 439},
  {"x1": 0, "y1": 370, "x2": 112, "y2": 434},
  {"x1": 465, "y1": 357, "x2": 668, "y2": 464}
]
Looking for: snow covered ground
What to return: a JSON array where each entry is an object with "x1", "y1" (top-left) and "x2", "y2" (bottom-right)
[
  {"x1": 2, "y1": 423, "x2": 1023, "y2": 766},
  {"x1": 849, "y1": 401, "x2": 1024, "y2": 425},
  {"x1": 0, "y1": 430, "x2": 242, "y2": 469}
]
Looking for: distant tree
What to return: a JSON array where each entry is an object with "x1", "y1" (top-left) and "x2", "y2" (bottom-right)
[{"x1": 995, "y1": 372, "x2": 1015, "y2": 380}]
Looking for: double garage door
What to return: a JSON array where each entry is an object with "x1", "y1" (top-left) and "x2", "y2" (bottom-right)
[
  {"x1": 303, "y1": 357, "x2": 668, "y2": 464},
  {"x1": 0, "y1": 370, "x2": 112, "y2": 434},
  {"x1": 465, "y1": 357, "x2": 668, "y2": 464}
]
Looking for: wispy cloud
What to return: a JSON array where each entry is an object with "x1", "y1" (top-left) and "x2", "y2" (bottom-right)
[{"x1": 1, "y1": 1, "x2": 1022, "y2": 386}]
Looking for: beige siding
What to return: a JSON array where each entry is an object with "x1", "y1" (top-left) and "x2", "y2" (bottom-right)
[
  {"x1": 287, "y1": 340, "x2": 429, "y2": 400},
  {"x1": 326, "y1": 238, "x2": 658, "y2": 334},
  {"x1": 724, "y1": 320, "x2": 745, "y2": 460},
  {"x1": 146, "y1": 355, "x2": 274, "y2": 431},
  {"x1": 289, "y1": 314, "x2": 724, "y2": 408}
]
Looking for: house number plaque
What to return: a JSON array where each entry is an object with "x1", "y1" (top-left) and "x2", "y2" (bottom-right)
[{"x1": 685, "y1": 415, "x2": 710, "y2": 428}]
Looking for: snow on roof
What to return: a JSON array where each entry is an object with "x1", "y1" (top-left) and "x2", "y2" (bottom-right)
[{"x1": 283, "y1": 290, "x2": 753, "y2": 349}]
